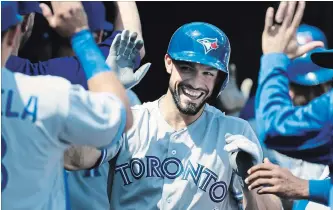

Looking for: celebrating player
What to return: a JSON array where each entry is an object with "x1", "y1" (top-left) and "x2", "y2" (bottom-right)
[
  {"x1": 66, "y1": 22, "x2": 282, "y2": 209},
  {"x1": 1, "y1": 1, "x2": 138, "y2": 209},
  {"x1": 255, "y1": 1, "x2": 333, "y2": 208}
]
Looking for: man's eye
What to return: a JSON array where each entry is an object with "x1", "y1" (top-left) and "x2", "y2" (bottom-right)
[
  {"x1": 180, "y1": 66, "x2": 192, "y2": 71},
  {"x1": 204, "y1": 72, "x2": 215, "y2": 77}
]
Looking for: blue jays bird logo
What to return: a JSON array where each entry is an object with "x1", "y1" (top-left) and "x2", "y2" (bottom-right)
[{"x1": 197, "y1": 38, "x2": 219, "y2": 54}]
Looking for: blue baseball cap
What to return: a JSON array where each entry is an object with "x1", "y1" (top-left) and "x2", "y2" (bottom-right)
[
  {"x1": 18, "y1": 1, "x2": 42, "y2": 15},
  {"x1": 1, "y1": 1, "x2": 23, "y2": 32},
  {"x1": 82, "y1": 1, "x2": 113, "y2": 32}
]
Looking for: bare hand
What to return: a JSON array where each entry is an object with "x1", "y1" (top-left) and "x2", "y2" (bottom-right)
[
  {"x1": 262, "y1": 1, "x2": 324, "y2": 59},
  {"x1": 40, "y1": 2, "x2": 89, "y2": 37},
  {"x1": 245, "y1": 158, "x2": 309, "y2": 200}
]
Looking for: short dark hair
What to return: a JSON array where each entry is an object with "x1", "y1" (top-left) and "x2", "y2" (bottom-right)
[{"x1": 290, "y1": 80, "x2": 333, "y2": 106}]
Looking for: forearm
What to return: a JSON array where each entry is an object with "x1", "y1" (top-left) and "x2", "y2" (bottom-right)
[
  {"x1": 72, "y1": 30, "x2": 133, "y2": 130},
  {"x1": 114, "y1": 1, "x2": 145, "y2": 58},
  {"x1": 64, "y1": 145, "x2": 102, "y2": 171}
]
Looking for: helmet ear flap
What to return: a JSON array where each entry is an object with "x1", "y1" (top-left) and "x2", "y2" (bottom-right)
[{"x1": 207, "y1": 71, "x2": 228, "y2": 106}]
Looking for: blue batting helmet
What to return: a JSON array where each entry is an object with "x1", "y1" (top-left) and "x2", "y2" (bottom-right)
[
  {"x1": 288, "y1": 24, "x2": 333, "y2": 86},
  {"x1": 167, "y1": 22, "x2": 231, "y2": 95}
]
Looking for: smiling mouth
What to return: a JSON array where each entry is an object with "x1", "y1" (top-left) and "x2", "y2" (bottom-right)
[{"x1": 180, "y1": 86, "x2": 204, "y2": 100}]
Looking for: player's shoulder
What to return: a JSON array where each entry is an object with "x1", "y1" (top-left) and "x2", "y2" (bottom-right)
[
  {"x1": 204, "y1": 104, "x2": 250, "y2": 127},
  {"x1": 13, "y1": 69, "x2": 71, "y2": 89}
]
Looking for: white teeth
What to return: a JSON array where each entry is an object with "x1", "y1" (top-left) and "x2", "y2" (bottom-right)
[{"x1": 183, "y1": 87, "x2": 201, "y2": 97}]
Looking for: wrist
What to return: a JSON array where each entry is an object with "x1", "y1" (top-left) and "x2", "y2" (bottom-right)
[
  {"x1": 71, "y1": 30, "x2": 111, "y2": 80},
  {"x1": 74, "y1": 26, "x2": 89, "y2": 35},
  {"x1": 298, "y1": 179, "x2": 309, "y2": 199}
]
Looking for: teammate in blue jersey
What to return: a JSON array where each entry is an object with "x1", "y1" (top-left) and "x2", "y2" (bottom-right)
[
  {"x1": 1, "y1": 1, "x2": 139, "y2": 209},
  {"x1": 254, "y1": 1, "x2": 333, "y2": 208},
  {"x1": 261, "y1": 23, "x2": 331, "y2": 186}
]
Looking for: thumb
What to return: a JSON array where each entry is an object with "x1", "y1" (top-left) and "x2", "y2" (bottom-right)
[
  {"x1": 297, "y1": 41, "x2": 325, "y2": 57},
  {"x1": 134, "y1": 63, "x2": 151, "y2": 82},
  {"x1": 240, "y1": 78, "x2": 253, "y2": 100},
  {"x1": 39, "y1": 3, "x2": 55, "y2": 27}
]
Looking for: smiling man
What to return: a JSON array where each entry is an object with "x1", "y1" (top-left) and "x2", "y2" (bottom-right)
[{"x1": 66, "y1": 22, "x2": 281, "y2": 210}]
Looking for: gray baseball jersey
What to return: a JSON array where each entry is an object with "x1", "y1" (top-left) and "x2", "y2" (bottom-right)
[
  {"x1": 105, "y1": 97, "x2": 261, "y2": 210},
  {"x1": 1, "y1": 68, "x2": 125, "y2": 210},
  {"x1": 67, "y1": 89, "x2": 142, "y2": 210}
]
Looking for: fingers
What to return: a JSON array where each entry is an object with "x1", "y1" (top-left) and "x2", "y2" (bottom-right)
[
  {"x1": 245, "y1": 170, "x2": 275, "y2": 185},
  {"x1": 225, "y1": 134, "x2": 245, "y2": 143},
  {"x1": 275, "y1": 1, "x2": 288, "y2": 24},
  {"x1": 281, "y1": 1, "x2": 297, "y2": 29},
  {"x1": 223, "y1": 143, "x2": 239, "y2": 153},
  {"x1": 109, "y1": 34, "x2": 122, "y2": 57},
  {"x1": 264, "y1": 7, "x2": 274, "y2": 32},
  {"x1": 257, "y1": 186, "x2": 279, "y2": 194},
  {"x1": 129, "y1": 39, "x2": 144, "y2": 62},
  {"x1": 248, "y1": 178, "x2": 275, "y2": 191},
  {"x1": 290, "y1": 1, "x2": 306, "y2": 29},
  {"x1": 225, "y1": 133, "x2": 233, "y2": 139},
  {"x1": 118, "y1": 30, "x2": 130, "y2": 56},
  {"x1": 297, "y1": 41, "x2": 325, "y2": 57},
  {"x1": 124, "y1": 32, "x2": 138, "y2": 58},
  {"x1": 247, "y1": 161, "x2": 277, "y2": 174},
  {"x1": 40, "y1": 3, "x2": 54, "y2": 27}
]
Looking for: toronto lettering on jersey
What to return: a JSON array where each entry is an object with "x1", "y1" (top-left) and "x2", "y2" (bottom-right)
[
  {"x1": 1, "y1": 89, "x2": 38, "y2": 123},
  {"x1": 115, "y1": 156, "x2": 228, "y2": 203}
]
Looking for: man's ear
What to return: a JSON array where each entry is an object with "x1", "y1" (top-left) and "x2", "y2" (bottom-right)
[
  {"x1": 164, "y1": 54, "x2": 173, "y2": 74},
  {"x1": 289, "y1": 90, "x2": 295, "y2": 100}
]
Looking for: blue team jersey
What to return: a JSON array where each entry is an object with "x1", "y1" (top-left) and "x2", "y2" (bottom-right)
[{"x1": 255, "y1": 53, "x2": 333, "y2": 208}]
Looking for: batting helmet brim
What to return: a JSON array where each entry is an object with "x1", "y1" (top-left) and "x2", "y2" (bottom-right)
[
  {"x1": 169, "y1": 51, "x2": 228, "y2": 74},
  {"x1": 311, "y1": 49, "x2": 333, "y2": 69}
]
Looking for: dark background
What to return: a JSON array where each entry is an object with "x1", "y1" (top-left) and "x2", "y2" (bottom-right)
[
  {"x1": 131, "y1": 2, "x2": 333, "y2": 103},
  {"x1": 22, "y1": 2, "x2": 333, "y2": 103}
]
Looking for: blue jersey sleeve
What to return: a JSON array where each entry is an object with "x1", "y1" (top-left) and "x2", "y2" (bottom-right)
[
  {"x1": 308, "y1": 178, "x2": 331, "y2": 205},
  {"x1": 255, "y1": 53, "x2": 333, "y2": 165},
  {"x1": 5, "y1": 30, "x2": 141, "y2": 90}
]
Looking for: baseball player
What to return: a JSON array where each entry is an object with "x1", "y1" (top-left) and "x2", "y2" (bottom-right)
[
  {"x1": 66, "y1": 22, "x2": 283, "y2": 210},
  {"x1": 1, "y1": 1, "x2": 138, "y2": 209},
  {"x1": 255, "y1": 1, "x2": 332, "y2": 207},
  {"x1": 261, "y1": 23, "x2": 331, "y2": 182}
]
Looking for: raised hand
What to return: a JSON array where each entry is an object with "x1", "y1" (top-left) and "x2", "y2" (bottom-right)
[
  {"x1": 40, "y1": 2, "x2": 89, "y2": 37},
  {"x1": 262, "y1": 1, "x2": 324, "y2": 59},
  {"x1": 106, "y1": 30, "x2": 151, "y2": 89}
]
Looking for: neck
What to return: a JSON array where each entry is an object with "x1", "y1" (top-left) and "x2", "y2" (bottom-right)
[{"x1": 159, "y1": 90, "x2": 204, "y2": 131}]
